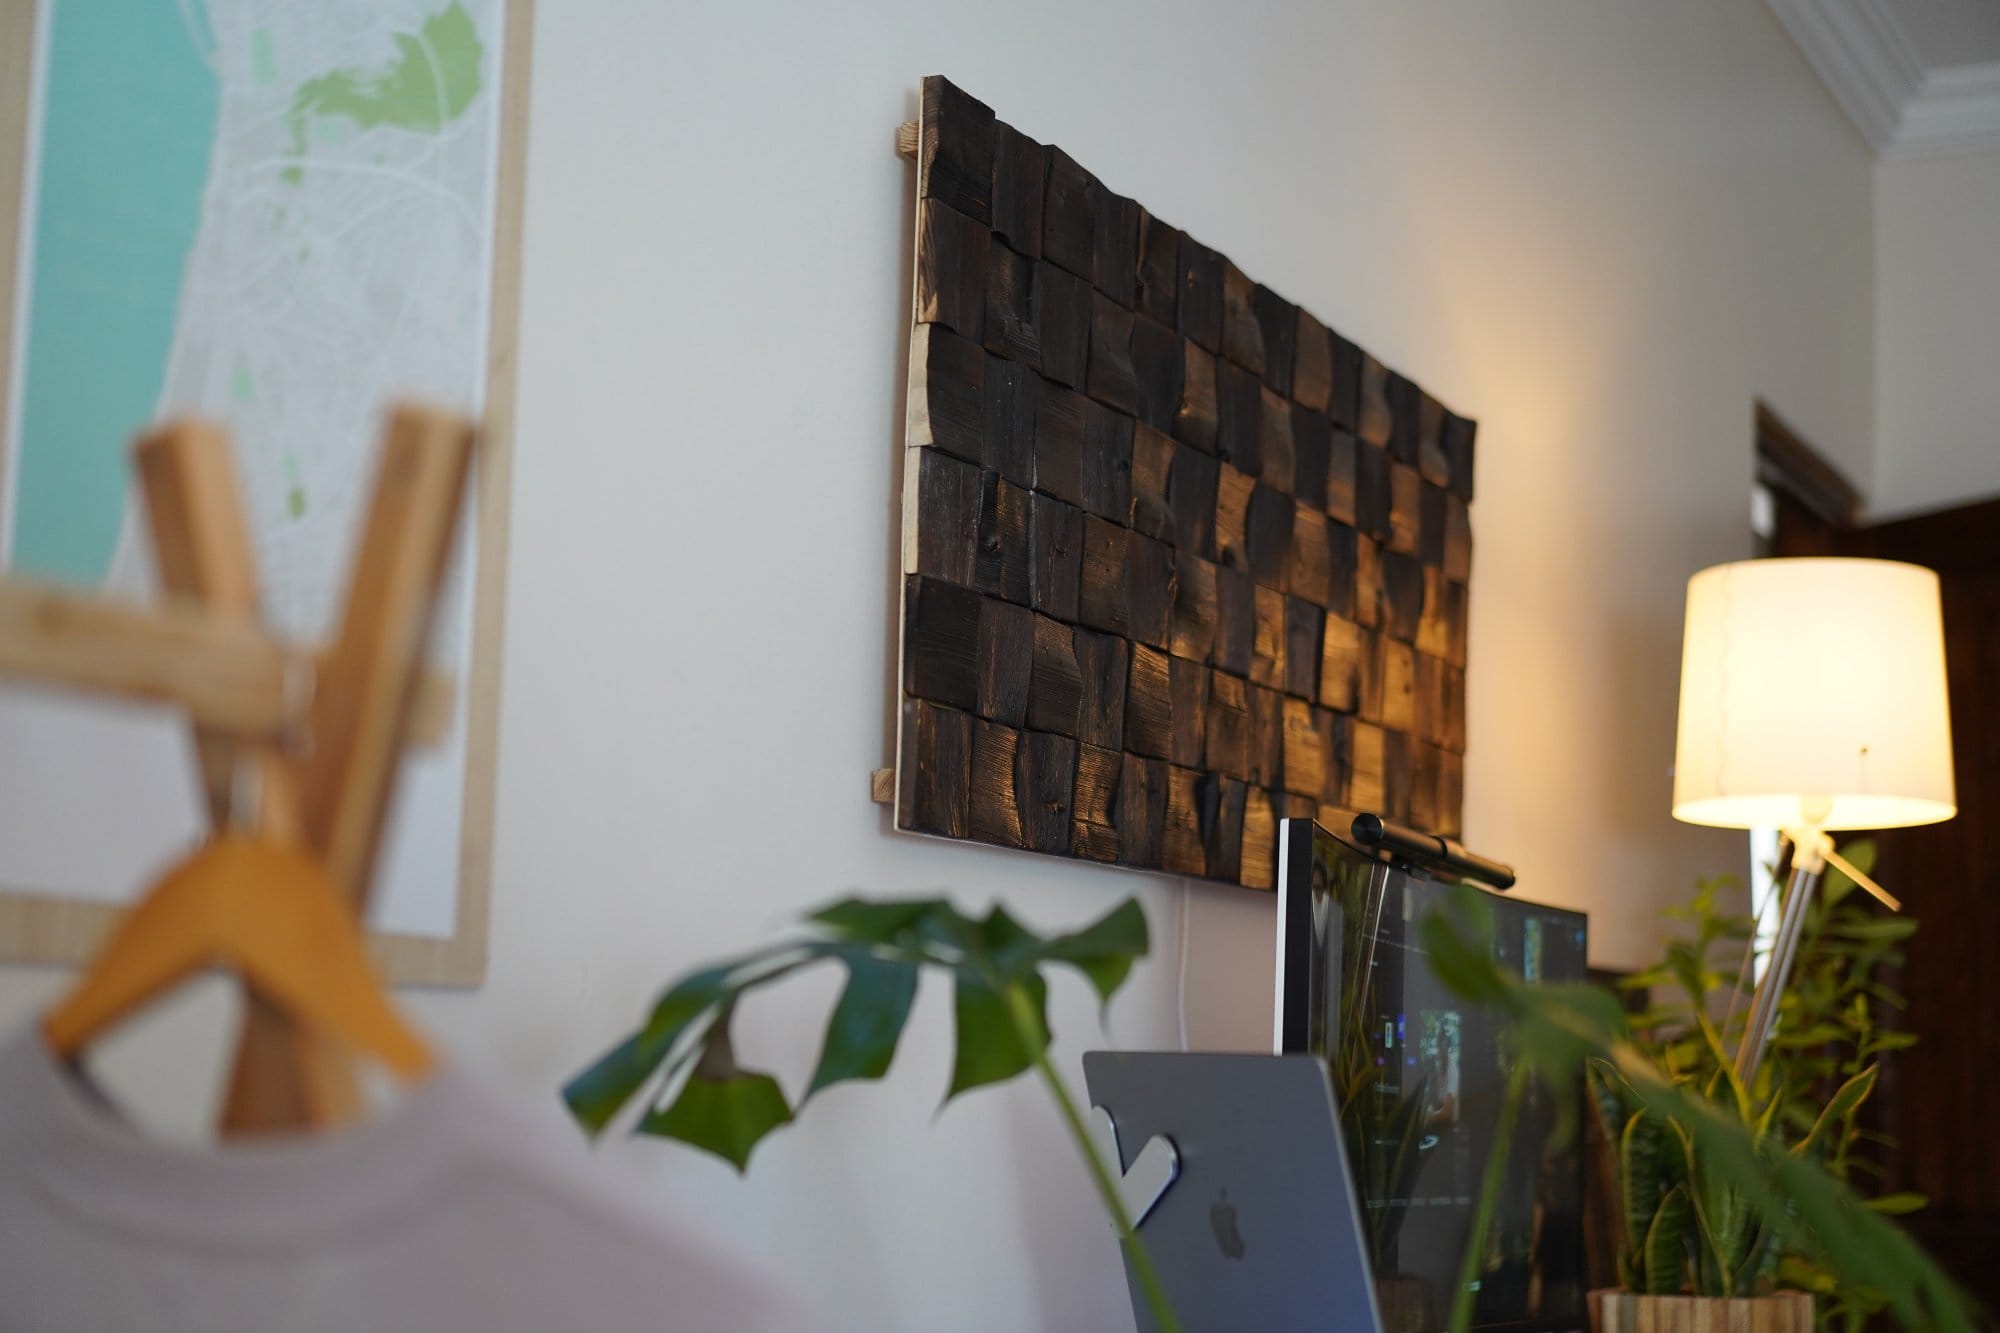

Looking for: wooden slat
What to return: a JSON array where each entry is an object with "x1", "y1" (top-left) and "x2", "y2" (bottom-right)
[
  {"x1": 1071, "y1": 742, "x2": 1121, "y2": 862},
  {"x1": 1117, "y1": 754, "x2": 1167, "y2": 869}
]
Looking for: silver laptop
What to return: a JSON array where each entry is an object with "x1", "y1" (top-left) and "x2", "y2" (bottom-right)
[{"x1": 1083, "y1": 1051, "x2": 1383, "y2": 1333}]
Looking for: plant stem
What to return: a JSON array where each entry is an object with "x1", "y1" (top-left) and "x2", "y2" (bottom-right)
[
  {"x1": 1003, "y1": 983, "x2": 1181, "y2": 1333},
  {"x1": 1448, "y1": 1060, "x2": 1531, "y2": 1333}
]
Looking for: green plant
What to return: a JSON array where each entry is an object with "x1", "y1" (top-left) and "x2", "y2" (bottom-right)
[{"x1": 560, "y1": 894, "x2": 1178, "y2": 1332}]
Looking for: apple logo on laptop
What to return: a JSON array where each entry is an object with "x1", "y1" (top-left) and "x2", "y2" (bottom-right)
[{"x1": 1210, "y1": 1188, "x2": 1246, "y2": 1261}]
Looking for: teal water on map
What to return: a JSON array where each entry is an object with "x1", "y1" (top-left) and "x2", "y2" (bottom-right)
[{"x1": 9, "y1": 1, "x2": 218, "y2": 582}]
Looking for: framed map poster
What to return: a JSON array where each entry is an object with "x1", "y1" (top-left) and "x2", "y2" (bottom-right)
[{"x1": 0, "y1": 0, "x2": 533, "y2": 985}]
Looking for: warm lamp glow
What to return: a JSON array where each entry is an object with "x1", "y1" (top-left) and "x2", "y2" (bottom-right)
[{"x1": 1671, "y1": 558, "x2": 1955, "y2": 831}]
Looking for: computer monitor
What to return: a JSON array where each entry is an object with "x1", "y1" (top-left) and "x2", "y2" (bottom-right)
[{"x1": 1274, "y1": 818, "x2": 1589, "y2": 1333}]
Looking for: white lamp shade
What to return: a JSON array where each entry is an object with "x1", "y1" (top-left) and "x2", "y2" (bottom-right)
[{"x1": 1672, "y1": 557, "x2": 1955, "y2": 831}]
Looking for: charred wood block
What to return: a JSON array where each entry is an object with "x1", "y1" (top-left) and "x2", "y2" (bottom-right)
[
  {"x1": 1129, "y1": 423, "x2": 1176, "y2": 541},
  {"x1": 1285, "y1": 597, "x2": 1323, "y2": 700},
  {"x1": 1352, "y1": 532, "x2": 1382, "y2": 631},
  {"x1": 1259, "y1": 388, "x2": 1295, "y2": 493},
  {"x1": 990, "y1": 120, "x2": 1044, "y2": 259},
  {"x1": 1177, "y1": 237, "x2": 1223, "y2": 353},
  {"x1": 1043, "y1": 147, "x2": 1100, "y2": 279},
  {"x1": 1162, "y1": 765, "x2": 1206, "y2": 875},
  {"x1": 1131, "y1": 317, "x2": 1184, "y2": 433},
  {"x1": 1135, "y1": 210, "x2": 1180, "y2": 327},
  {"x1": 1293, "y1": 310, "x2": 1333, "y2": 413},
  {"x1": 973, "y1": 470, "x2": 1032, "y2": 604},
  {"x1": 1015, "y1": 729, "x2": 1077, "y2": 854},
  {"x1": 917, "y1": 199, "x2": 989, "y2": 338},
  {"x1": 1171, "y1": 550, "x2": 1218, "y2": 664},
  {"x1": 1028, "y1": 492, "x2": 1083, "y2": 622},
  {"x1": 1320, "y1": 709, "x2": 1352, "y2": 808},
  {"x1": 1027, "y1": 613, "x2": 1082, "y2": 735},
  {"x1": 920, "y1": 77, "x2": 995, "y2": 223},
  {"x1": 1356, "y1": 352, "x2": 1391, "y2": 448},
  {"x1": 1117, "y1": 753, "x2": 1167, "y2": 869},
  {"x1": 1381, "y1": 549, "x2": 1425, "y2": 644},
  {"x1": 1214, "y1": 463, "x2": 1255, "y2": 573},
  {"x1": 1198, "y1": 773, "x2": 1246, "y2": 883},
  {"x1": 1081, "y1": 399, "x2": 1133, "y2": 523},
  {"x1": 1417, "y1": 392, "x2": 1449, "y2": 485},
  {"x1": 1034, "y1": 378, "x2": 1087, "y2": 507},
  {"x1": 1252, "y1": 285, "x2": 1296, "y2": 396},
  {"x1": 1281, "y1": 697, "x2": 1325, "y2": 798},
  {"x1": 1125, "y1": 530, "x2": 1175, "y2": 650},
  {"x1": 1444, "y1": 578, "x2": 1469, "y2": 669},
  {"x1": 1444, "y1": 495, "x2": 1471, "y2": 583},
  {"x1": 1388, "y1": 462, "x2": 1421, "y2": 556},
  {"x1": 1246, "y1": 683, "x2": 1284, "y2": 788},
  {"x1": 1329, "y1": 332, "x2": 1361, "y2": 431},
  {"x1": 983, "y1": 242, "x2": 1041, "y2": 370},
  {"x1": 1220, "y1": 261, "x2": 1264, "y2": 374},
  {"x1": 1355, "y1": 441, "x2": 1392, "y2": 542},
  {"x1": 982, "y1": 355, "x2": 1036, "y2": 488},
  {"x1": 1216, "y1": 361, "x2": 1263, "y2": 477},
  {"x1": 1289, "y1": 506, "x2": 1332, "y2": 609},
  {"x1": 1355, "y1": 624, "x2": 1386, "y2": 723},
  {"x1": 1415, "y1": 566, "x2": 1450, "y2": 661},
  {"x1": 1213, "y1": 563, "x2": 1255, "y2": 677},
  {"x1": 1408, "y1": 739, "x2": 1443, "y2": 834},
  {"x1": 900, "y1": 699, "x2": 972, "y2": 837},
  {"x1": 1075, "y1": 627, "x2": 1129, "y2": 751},
  {"x1": 1319, "y1": 614, "x2": 1367, "y2": 714},
  {"x1": 1419, "y1": 481, "x2": 1449, "y2": 568},
  {"x1": 1385, "y1": 372, "x2": 1420, "y2": 466},
  {"x1": 1380, "y1": 636, "x2": 1416, "y2": 733},
  {"x1": 1078, "y1": 515, "x2": 1130, "y2": 636},
  {"x1": 1168, "y1": 444, "x2": 1220, "y2": 559},
  {"x1": 969, "y1": 719, "x2": 1024, "y2": 847},
  {"x1": 1443, "y1": 411, "x2": 1477, "y2": 501},
  {"x1": 1291, "y1": 408, "x2": 1330, "y2": 511},
  {"x1": 1169, "y1": 654, "x2": 1209, "y2": 768},
  {"x1": 1245, "y1": 485, "x2": 1295, "y2": 593},
  {"x1": 913, "y1": 449, "x2": 981, "y2": 585},
  {"x1": 1444, "y1": 663, "x2": 1466, "y2": 753},
  {"x1": 1036, "y1": 261, "x2": 1091, "y2": 389},
  {"x1": 911, "y1": 324, "x2": 985, "y2": 463},
  {"x1": 1349, "y1": 720, "x2": 1386, "y2": 814},
  {"x1": 1381, "y1": 729, "x2": 1412, "y2": 823},
  {"x1": 1205, "y1": 669, "x2": 1252, "y2": 782},
  {"x1": 1413, "y1": 650, "x2": 1447, "y2": 749},
  {"x1": 1240, "y1": 787, "x2": 1277, "y2": 890},
  {"x1": 1094, "y1": 192, "x2": 1139, "y2": 307},
  {"x1": 1326, "y1": 428, "x2": 1358, "y2": 526},
  {"x1": 1324, "y1": 520, "x2": 1357, "y2": 619},
  {"x1": 904, "y1": 575, "x2": 983, "y2": 709},
  {"x1": 1125, "y1": 643, "x2": 1173, "y2": 760},
  {"x1": 1176, "y1": 341, "x2": 1219, "y2": 453},
  {"x1": 1438, "y1": 749, "x2": 1464, "y2": 838},
  {"x1": 1072, "y1": 742, "x2": 1122, "y2": 861},
  {"x1": 1087, "y1": 294, "x2": 1138, "y2": 413},
  {"x1": 1283, "y1": 792, "x2": 1319, "y2": 821},
  {"x1": 976, "y1": 596, "x2": 1033, "y2": 727}
]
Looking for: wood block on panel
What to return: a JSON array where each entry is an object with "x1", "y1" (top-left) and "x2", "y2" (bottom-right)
[
  {"x1": 1213, "y1": 563, "x2": 1255, "y2": 677},
  {"x1": 1388, "y1": 462, "x2": 1421, "y2": 556},
  {"x1": 1125, "y1": 643, "x2": 1173, "y2": 760},
  {"x1": 912, "y1": 449, "x2": 980, "y2": 584},
  {"x1": 920, "y1": 77, "x2": 995, "y2": 223},
  {"x1": 1080, "y1": 400, "x2": 1133, "y2": 523},
  {"x1": 1291, "y1": 408, "x2": 1330, "y2": 512},
  {"x1": 1444, "y1": 494, "x2": 1471, "y2": 583},
  {"x1": 1135, "y1": 210, "x2": 1179, "y2": 326},
  {"x1": 1087, "y1": 293, "x2": 1137, "y2": 413},
  {"x1": 1355, "y1": 441, "x2": 1391, "y2": 542},
  {"x1": 1033, "y1": 378, "x2": 1087, "y2": 506},
  {"x1": 1326, "y1": 428, "x2": 1358, "y2": 526},
  {"x1": 984, "y1": 241, "x2": 1041, "y2": 370},
  {"x1": 1353, "y1": 532, "x2": 1382, "y2": 630},
  {"x1": 1415, "y1": 566, "x2": 1451, "y2": 661},
  {"x1": 1205, "y1": 669, "x2": 1251, "y2": 782},
  {"x1": 1317, "y1": 707, "x2": 1350, "y2": 807},
  {"x1": 909, "y1": 324, "x2": 985, "y2": 463},
  {"x1": 1042, "y1": 146, "x2": 1099, "y2": 279},
  {"x1": 1419, "y1": 481, "x2": 1448, "y2": 568},
  {"x1": 1408, "y1": 740, "x2": 1443, "y2": 834},
  {"x1": 1178, "y1": 237, "x2": 1223, "y2": 353},
  {"x1": 1444, "y1": 578, "x2": 1468, "y2": 668},
  {"x1": 1072, "y1": 742, "x2": 1122, "y2": 861},
  {"x1": 900, "y1": 699, "x2": 972, "y2": 837},
  {"x1": 1129, "y1": 423, "x2": 1175, "y2": 541},
  {"x1": 1443, "y1": 663, "x2": 1466, "y2": 753},
  {"x1": 976, "y1": 595, "x2": 1033, "y2": 726},
  {"x1": 1282, "y1": 792, "x2": 1318, "y2": 821},
  {"x1": 1168, "y1": 655, "x2": 1208, "y2": 768},
  {"x1": 1214, "y1": 463, "x2": 1254, "y2": 573},
  {"x1": 1328, "y1": 332, "x2": 1361, "y2": 431},
  {"x1": 1245, "y1": 484, "x2": 1294, "y2": 593},
  {"x1": 983, "y1": 355, "x2": 1035, "y2": 487},
  {"x1": 1198, "y1": 773, "x2": 1246, "y2": 883},
  {"x1": 990, "y1": 120, "x2": 1044, "y2": 258},
  {"x1": 1284, "y1": 597, "x2": 1322, "y2": 700},
  {"x1": 1028, "y1": 492, "x2": 1083, "y2": 622},
  {"x1": 1250, "y1": 584, "x2": 1287, "y2": 690},
  {"x1": 1036, "y1": 261, "x2": 1090, "y2": 388},
  {"x1": 1015, "y1": 729, "x2": 1077, "y2": 854},
  {"x1": 904, "y1": 575, "x2": 982, "y2": 709},
  {"x1": 1381, "y1": 730, "x2": 1412, "y2": 822},
  {"x1": 1385, "y1": 372, "x2": 1419, "y2": 466},
  {"x1": 1380, "y1": 549, "x2": 1424, "y2": 645},
  {"x1": 1220, "y1": 260, "x2": 1263, "y2": 374},
  {"x1": 1324, "y1": 520, "x2": 1357, "y2": 620},
  {"x1": 1349, "y1": 720, "x2": 1386, "y2": 814},
  {"x1": 1438, "y1": 749, "x2": 1464, "y2": 837},
  {"x1": 1131, "y1": 317, "x2": 1183, "y2": 433},
  {"x1": 1075, "y1": 627, "x2": 1128, "y2": 751},
  {"x1": 1117, "y1": 753, "x2": 1167, "y2": 869},
  {"x1": 1078, "y1": 515, "x2": 1130, "y2": 636},
  {"x1": 1443, "y1": 410, "x2": 1476, "y2": 501},
  {"x1": 1289, "y1": 506, "x2": 1332, "y2": 608},
  {"x1": 1413, "y1": 651, "x2": 1447, "y2": 748},
  {"x1": 973, "y1": 470, "x2": 1031, "y2": 604},
  {"x1": 1215, "y1": 361, "x2": 1262, "y2": 478},
  {"x1": 1259, "y1": 388, "x2": 1295, "y2": 493},
  {"x1": 1356, "y1": 352, "x2": 1391, "y2": 448},
  {"x1": 1094, "y1": 191, "x2": 1139, "y2": 307},
  {"x1": 1293, "y1": 309, "x2": 1333, "y2": 412},
  {"x1": 1027, "y1": 613, "x2": 1082, "y2": 735},
  {"x1": 1162, "y1": 765, "x2": 1206, "y2": 875},
  {"x1": 1380, "y1": 637, "x2": 1416, "y2": 733},
  {"x1": 1176, "y1": 341, "x2": 1218, "y2": 453},
  {"x1": 1240, "y1": 787, "x2": 1277, "y2": 890},
  {"x1": 1252, "y1": 285, "x2": 1296, "y2": 397},
  {"x1": 1168, "y1": 444, "x2": 1219, "y2": 560},
  {"x1": 1319, "y1": 614, "x2": 1367, "y2": 714},
  {"x1": 1125, "y1": 530, "x2": 1174, "y2": 650},
  {"x1": 1246, "y1": 683, "x2": 1284, "y2": 789},
  {"x1": 917, "y1": 199, "x2": 989, "y2": 338},
  {"x1": 1170, "y1": 550, "x2": 1218, "y2": 664},
  {"x1": 1281, "y1": 697, "x2": 1326, "y2": 797},
  {"x1": 1417, "y1": 391, "x2": 1449, "y2": 485},
  {"x1": 968, "y1": 718, "x2": 1024, "y2": 847}
]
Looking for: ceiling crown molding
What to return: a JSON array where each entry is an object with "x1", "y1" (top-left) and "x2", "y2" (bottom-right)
[{"x1": 1768, "y1": 0, "x2": 2000, "y2": 159}]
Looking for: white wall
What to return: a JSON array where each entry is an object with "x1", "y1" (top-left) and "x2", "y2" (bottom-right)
[
  {"x1": 1874, "y1": 150, "x2": 2000, "y2": 518},
  {"x1": 0, "y1": 3, "x2": 1876, "y2": 1328}
]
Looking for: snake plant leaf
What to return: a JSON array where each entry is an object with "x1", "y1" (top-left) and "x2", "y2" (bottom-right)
[
  {"x1": 806, "y1": 950, "x2": 920, "y2": 1100},
  {"x1": 1864, "y1": 1192, "x2": 1927, "y2": 1215},
  {"x1": 1794, "y1": 1065, "x2": 1878, "y2": 1162},
  {"x1": 1642, "y1": 1183, "x2": 1691, "y2": 1294},
  {"x1": 637, "y1": 1010, "x2": 792, "y2": 1172},
  {"x1": 947, "y1": 971, "x2": 1048, "y2": 1100},
  {"x1": 1621, "y1": 1112, "x2": 1664, "y2": 1247},
  {"x1": 1035, "y1": 898, "x2": 1150, "y2": 1007}
]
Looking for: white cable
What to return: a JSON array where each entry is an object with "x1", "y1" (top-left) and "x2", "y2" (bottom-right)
[{"x1": 1176, "y1": 881, "x2": 1192, "y2": 1051}]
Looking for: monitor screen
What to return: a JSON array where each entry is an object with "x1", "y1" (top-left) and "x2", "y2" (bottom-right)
[{"x1": 1275, "y1": 819, "x2": 1589, "y2": 1333}]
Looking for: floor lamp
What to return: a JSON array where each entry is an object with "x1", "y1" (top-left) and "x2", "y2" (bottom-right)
[{"x1": 1670, "y1": 558, "x2": 1956, "y2": 1085}]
